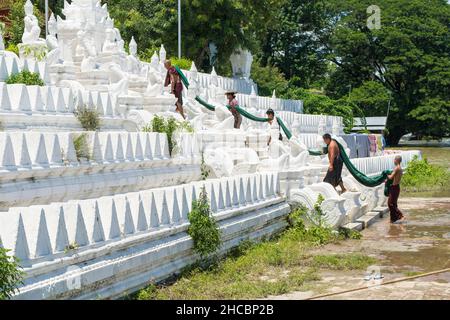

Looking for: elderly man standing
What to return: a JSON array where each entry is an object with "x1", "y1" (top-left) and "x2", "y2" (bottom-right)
[
  {"x1": 164, "y1": 60, "x2": 185, "y2": 119},
  {"x1": 323, "y1": 133, "x2": 347, "y2": 193},
  {"x1": 387, "y1": 155, "x2": 405, "y2": 223}
]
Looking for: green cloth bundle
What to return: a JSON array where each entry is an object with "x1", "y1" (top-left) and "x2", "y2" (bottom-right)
[
  {"x1": 194, "y1": 96, "x2": 293, "y2": 139},
  {"x1": 309, "y1": 140, "x2": 392, "y2": 188},
  {"x1": 175, "y1": 66, "x2": 190, "y2": 89}
]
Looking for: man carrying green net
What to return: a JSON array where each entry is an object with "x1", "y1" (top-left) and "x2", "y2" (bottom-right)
[{"x1": 322, "y1": 133, "x2": 347, "y2": 194}]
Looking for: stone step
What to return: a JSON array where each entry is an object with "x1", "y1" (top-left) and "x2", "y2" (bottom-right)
[
  {"x1": 341, "y1": 222, "x2": 363, "y2": 231},
  {"x1": 373, "y1": 207, "x2": 389, "y2": 218},
  {"x1": 356, "y1": 211, "x2": 381, "y2": 229}
]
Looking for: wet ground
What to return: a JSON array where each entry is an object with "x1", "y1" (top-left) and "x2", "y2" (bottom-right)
[{"x1": 268, "y1": 197, "x2": 450, "y2": 300}]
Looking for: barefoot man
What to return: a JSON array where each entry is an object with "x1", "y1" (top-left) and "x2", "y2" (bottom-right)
[
  {"x1": 323, "y1": 133, "x2": 347, "y2": 193},
  {"x1": 164, "y1": 60, "x2": 185, "y2": 119},
  {"x1": 387, "y1": 155, "x2": 405, "y2": 223}
]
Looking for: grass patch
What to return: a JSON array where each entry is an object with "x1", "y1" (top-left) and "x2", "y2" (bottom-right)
[
  {"x1": 308, "y1": 254, "x2": 377, "y2": 270},
  {"x1": 403, "y1": 271, "x2": 422, "y2": 277}
]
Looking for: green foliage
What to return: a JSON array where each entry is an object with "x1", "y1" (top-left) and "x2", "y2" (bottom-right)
[
  {"x1": 287, "y1": 196, "x2": 337, "y2": 246},
  {"x1": 259, "y1": 0, "x2": 330, "y2": 87},
  {"x1": 287, "y1": 205, "x2": 307, "y2": 230},
  {"x1": 322, "y1": 0, "x2": 450, "y2": 144},
  {"x1": 170, "y1": 57, "x2": 193, "y2": 70},
  {"x1": 21, "y1": 44, "x2": 48, "y2": 61},
  {"x1": 73, "y1": 133, "x2": 91, "y2": 161},
  {"x1": 310, "y1": 254, "x2": 376, "y2": 270},
  {"x1": 74, "y1": 107, "x2": 101, "y2": 131},
  {"x1": 250, "y1": 61, "x2": 290, "y2": 97},
  {"x1": 105, "y1": 0, "x2": 285, "y2": 72},
  {"x1": 5, "y1": 43, "x2": 19, "y2": 56},
  {"x1": 187, "y1": 187, "x2": 221, "y2": 258},
  {"x1": 348, "y1": 81, "x2": 391, "y2": 117},
  {"x1": 146, "y1": 115, "x2": 194, "y2": 156},
  {"x1": 0, "y1": 248, "x2": 24, "y2": 300},
  {"x1": 63, "y1": 242, "x2": 80, "y2": 254},
  {"x1": 402, "y1": 156, "x2": 450, "y2": 192},
  {"x1": 5, "y1": 71, "x2": 44, "y2": 86},
  {"x1": 338, "y1": 227, "x2": 363, "y2": 240}
]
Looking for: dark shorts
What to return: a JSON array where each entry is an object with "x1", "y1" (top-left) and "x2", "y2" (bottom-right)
[{"x1": 323, "y1": 156, "x2": 343, "y2": 187}]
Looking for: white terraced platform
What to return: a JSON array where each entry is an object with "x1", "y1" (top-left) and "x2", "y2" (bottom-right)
[
  {"x1": 1, "y1": 173, "x2": 289, "y2": 299},
  {"x1": 0, "y1": 131, "x2": 200, "y2": 209},
  {"x1": 0, "y1": 0, "x2": 422, "y2": 300}
]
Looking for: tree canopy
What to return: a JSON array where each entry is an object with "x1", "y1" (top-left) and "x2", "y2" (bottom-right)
[{"x1": 1, "y1": 0, "x2": 448, "y2": 143}]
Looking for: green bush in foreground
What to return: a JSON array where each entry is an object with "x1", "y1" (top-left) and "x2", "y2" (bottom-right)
[
  {"x1": 402, "y1": 156, "x2": 450, "y2": 192},
  {"x1": 5, "y1": 71, "x2": 44, "y2": 86},
  {"x1": 187, "y1": 187, "x2": 221, "y2": 258},
  {"x1": 0, "y1": 248, "x2": 24, "y2": 300}
]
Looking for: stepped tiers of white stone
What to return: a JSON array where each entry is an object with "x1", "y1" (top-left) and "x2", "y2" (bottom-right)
[
  {"x1": 235, "y1": 92, "x2": 303, "y2": 113},
  {"x1": 0, "y1": 131, "x2": 200, "y2": 209},
  {"x1": 1, "y1": 172, "x2": 288, "y2": 299}
]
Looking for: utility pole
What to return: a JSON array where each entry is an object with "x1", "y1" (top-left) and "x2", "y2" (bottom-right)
[
  {"x1": 45, "y1": 0, "x2": 48, "y2": 38},
  {"x1": 178, "y1": 0, "x2": 181, "y2": 58}
]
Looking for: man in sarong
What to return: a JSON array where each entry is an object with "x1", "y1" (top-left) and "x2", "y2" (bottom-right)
[
  {"x1": 323, "y1": 133, "x2": 347, "y2": 193},
  {"x1": 164, "y1": 60, "x2": 185, "y2": 119},
  {"x1": 387, "y1": 155, "x2": 405, "y2": 223}
]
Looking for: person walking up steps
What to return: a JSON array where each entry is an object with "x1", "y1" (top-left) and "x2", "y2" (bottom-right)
[
  {"x1": 164, "y1": 60, "x2": 185, "y2": 119},
  {"x1": 387, "y1": 155, "x2": 405, "y2": 224},
  {"x1": 226, "y1": 91, "x2": 242, "y2": 129}
]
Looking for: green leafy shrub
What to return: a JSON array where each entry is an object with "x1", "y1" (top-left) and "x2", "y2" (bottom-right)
[
  {"x1": 5, "y1": 43, "x2": 19, "y2": 56},
  {"x1": 338, "y1": 227, "x2": 362, "y2": 240},
  {"x1": 145, "y1": 115, "x2": 194, "y2": 156},
  {"x1": 5, "y1": 71, "x2": 44, "y2": 86},
  {"x1": 286, "y1": 196, "x2": 337, "y2": 246},
  {"x1": 74, "y1": 107, "x2": 101, "y2": 131},
  {"x1": 402, "y1": 156, "x2": 450, "y2": 192},
  {"x1": 170, "y1": 57, "x2": 193, "y2": 70},
  {"x1": 73, "y1": 133, "x2": 91, "y2": 161},
  {"x1": 0, "y1": 248, "x2": 24, "y2": 300},
  {"x1": 187, "y1": 187, "x2": 221, "y2": 258}
]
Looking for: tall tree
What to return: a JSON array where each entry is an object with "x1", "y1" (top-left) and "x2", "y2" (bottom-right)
[
  {"x1": 321, "y1": 0, "x2": 450, "y2": 144},
  {"x1": 260, "y1": 0, "x2": 331, "y2": 88}
]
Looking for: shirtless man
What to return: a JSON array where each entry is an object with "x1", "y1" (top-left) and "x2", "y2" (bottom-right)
[
  {"x1": 323, "y1": 133, "x2": 347, "y2": 193},
  {"x1": 387, "y1": 155, "x2": 405, "y2": 223},
  {"x1": 164, "y1": 60, "x2": 185, "y2": 119}
]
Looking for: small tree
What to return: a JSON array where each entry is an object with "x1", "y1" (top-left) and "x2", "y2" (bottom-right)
[{"x1": 187, "y1": 187, "x2": 221, "y2": 258}]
